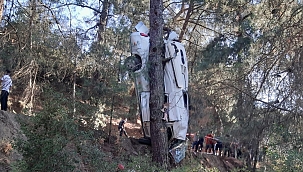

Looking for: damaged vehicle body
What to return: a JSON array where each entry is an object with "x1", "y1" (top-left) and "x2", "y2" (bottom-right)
[{"x1": 125, "y1": 22, "x2": 189, "y2": 163}]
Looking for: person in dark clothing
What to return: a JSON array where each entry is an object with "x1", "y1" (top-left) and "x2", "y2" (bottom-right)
[
  {"x1": 192, "y1": 132, "x2": 199, "y2": 150},
  {"x1": 1, "y1": 70, "x2": 12, "y2": 111},
  {"x1": 223, "y1": 142, "x2": 231, "y2": 157},
  {"x1": 195, "y1": 136, "x2": 204, "y2": 152},
  {"x1": 223, "y1": 134, "x2": 232, "y2": 157},
  {"x1": 118, "y1": 118, "x2": 129, "y2": 137},
  {"x1": 214, "y1": 138, "x2": 223, "y2": 156}
]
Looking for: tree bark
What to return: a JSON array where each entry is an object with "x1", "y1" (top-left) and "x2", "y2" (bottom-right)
[
  {"x1": 98, "y1": 0, "x2": 109, "y2": 43},
  {"x1": 149, "y1": 0, "x2": 169, "y2": 168}
]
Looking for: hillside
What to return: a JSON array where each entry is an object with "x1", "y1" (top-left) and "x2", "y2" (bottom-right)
[
  {"x1": 0, "y1": 111, "x2": 244, "y2": 172},
  {"x1": 0, "y1": 111, "x2": 24, "y2": 171}
]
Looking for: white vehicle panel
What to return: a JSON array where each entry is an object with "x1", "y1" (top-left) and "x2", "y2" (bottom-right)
[
  {"x1": 140, "y1": 92, "x2": 150, "y2": 122},
  {"x1": 166, "y1": 42, "x2": 188, "y2": 89},
  {"x1": 127, "y1": 22, "x2": 189, "y2": 143},
  {"x1": 130, "y1": 32, "x2": 149, "y2": 72},
  {"x1": 173, "y1": 113, "x2": 189, "y2": 140}
]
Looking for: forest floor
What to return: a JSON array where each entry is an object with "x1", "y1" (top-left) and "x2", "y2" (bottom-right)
[{"x1": 0, "y1": 111, "x2": 245, "y2": 172}]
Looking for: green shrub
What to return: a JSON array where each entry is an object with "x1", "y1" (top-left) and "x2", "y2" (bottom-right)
[
  {"x1": 12, "y1": 89, "x2": 109, "y2": 172},
  {"x1": 267, "y1": 148, "x2": 303, "y2": 172}
]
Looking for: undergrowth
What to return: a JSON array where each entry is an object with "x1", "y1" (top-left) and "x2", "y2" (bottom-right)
[{"x1": 11, "y1": 88, "x2": 112, "y2": 172}]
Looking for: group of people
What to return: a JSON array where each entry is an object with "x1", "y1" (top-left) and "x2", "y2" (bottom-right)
[
  {"x1": 191, "y1": 131, "x2": 223, "y2": 156},
  {"x1": 192, "y1": 131, "x2": 250, "y2": 158}
]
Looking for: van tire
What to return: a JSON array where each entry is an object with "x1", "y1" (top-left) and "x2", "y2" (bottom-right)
[{"x1": 125, "y1": 55, "x2": 142, "y2": 72}]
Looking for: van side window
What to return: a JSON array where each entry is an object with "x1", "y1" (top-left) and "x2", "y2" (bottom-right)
[
  {"x1": 180, "y1": 50, "x2": 185, "y2": 64},
  {"x1": 183, "y1": 91, "x2": 188, "y2": 108}
]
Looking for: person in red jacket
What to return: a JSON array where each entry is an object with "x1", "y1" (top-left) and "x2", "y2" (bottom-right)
[{"x1": 205, "y1": 131, "x2": 214, "y2": 154}]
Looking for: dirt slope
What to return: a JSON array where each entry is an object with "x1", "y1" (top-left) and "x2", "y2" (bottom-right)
[
  {"x1": 190, "y1": 152, "x2": 244, "y2": 172},
  {"x1": 108, "y1": 119, "x2": 245, "y2": 171},
  {"x1": 0, "y1": 111, "x2": 244, "y2": 172},
  {"x1": 0, "y1": 111, "x2": 24, "y2": 172}
]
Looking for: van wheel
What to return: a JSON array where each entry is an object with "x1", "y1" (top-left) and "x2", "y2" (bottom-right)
[{"x1": 125, "y1": 55, "x2": 142, "y2": 72}]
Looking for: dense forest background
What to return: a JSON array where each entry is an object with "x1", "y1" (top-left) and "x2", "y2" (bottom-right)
[{"x1": 0, "y1": 0, "x2": 303, "y2": 171}]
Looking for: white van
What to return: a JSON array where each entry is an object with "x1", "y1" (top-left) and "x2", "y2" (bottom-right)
[{"x1": 125, "y1": 22, "x2": 189, "y2": 163}]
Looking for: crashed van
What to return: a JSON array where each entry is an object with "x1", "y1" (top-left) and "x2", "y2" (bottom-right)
[{"x1": 125, "y1": 22, "x2": 189, "y2": 163}]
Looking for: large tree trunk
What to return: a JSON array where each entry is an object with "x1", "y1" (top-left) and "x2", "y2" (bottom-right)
[
  {"x1": 149, "y1": 0, "x2": 169, "y2": 168},
  {"x1": 98, "y1": 0, "x2": 109, "y2": 43}
]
